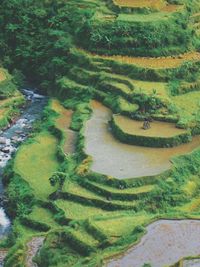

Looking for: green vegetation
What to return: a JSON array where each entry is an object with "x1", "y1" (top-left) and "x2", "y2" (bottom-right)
[
  {"x1": 0, "y1": 67, "x2": 25, "y2": 129},
  {"x1": 111, "y1": 115, "x2": 192, "y2": 147},
  {"x1": 14, "y1": 131, "x2": 59, "y2": 200},
  {"x1": 0, "y1": 0, "x2": 200, "y2": 266}
]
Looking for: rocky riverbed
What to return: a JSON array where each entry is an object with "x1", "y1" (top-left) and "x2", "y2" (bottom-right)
[{"x1": 0, "y1": 89, "x2": 47, "y2": 266}]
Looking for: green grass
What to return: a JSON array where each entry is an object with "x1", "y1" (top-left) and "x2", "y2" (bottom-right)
[
  {"x1": 13, "y1": 219, "x2": 40, "y2": 239},
  {"x1": 181, "y1": 175, "x2": 200, "y2": 197},
  {"x1": 118, "y1": 97, "x2": 139, "y2": 113},
  {"x1": 29, "y1": 206, "x2": 60, "y2": 228},
  {"x1": 14, "y1": 131, "x2": 59, "y2": 200},
  {"x1": 86, "y1": 180, "x2": 155, "y2": 195},
  {"x1": 104, "y1": 72, "x2": 168, "y2": 98},
  {"x1": 55, "y1": 199, "x2": 115, "y2": 220},
  {"x1": 107, "y1": 81, "x2": 132, "y2": 94},
  {"x1": 172, "y1": 91, "x2": 200, "y2": 120},
  {"x1": 133, "y1": 80, "x2": 169, "y2": 99},
  {"x1": 93, "y1": 213, "x2": 151, "y2": 237},
  {"x1": 69, "y1": 227, "x2": 99, "y2": 247},
  {"x1": 117, "y1": 12, "x2": 171, "y2": 22},
  {"x1": 103, "y1": 72, "x2": 169, "y2": 100},
  {"x1": 63, "y1": 180, "x2": 139, "y2": 207},
  {"x1": 178, "y1": 197, "x2": 200, "y2": 213},
  {"x1": 63, "y1": 181, "x2": 105, "y2": 200}
]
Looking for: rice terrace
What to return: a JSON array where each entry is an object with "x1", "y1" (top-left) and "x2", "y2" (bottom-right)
[{"x1": 0, "y1": 0, "x2": 200, "y2": 266}]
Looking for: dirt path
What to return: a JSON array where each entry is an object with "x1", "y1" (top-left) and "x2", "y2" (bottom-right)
[
  {"x1": 26, "y1": 237, "x2": 44, "y2": 267},
  {"x1": 80, "y1": 48, "x2": 200, "y2": 69},
  {"x1": 101, "y1": 51, "x2": 200, "y2": 69}
]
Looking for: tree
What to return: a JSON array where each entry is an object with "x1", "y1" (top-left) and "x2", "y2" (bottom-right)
[{"x1": 49, "y1": 172, "x2": 68, "y2": 194}]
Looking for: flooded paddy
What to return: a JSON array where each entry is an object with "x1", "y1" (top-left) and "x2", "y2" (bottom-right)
[
  {"x1": 113, "y1": 114, "x2": 187, "y2": 137},
  {"x1": 84, "y1": 101, "x2": 200, "y2": 179},
  {"x1": 0, "y1": 90, "x2": 47, "y2": 266},
  {"x1": 107, "y1": 220, "x2": 200, "y2": 267}
]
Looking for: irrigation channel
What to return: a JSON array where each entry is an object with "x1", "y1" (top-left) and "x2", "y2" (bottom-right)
[{"x1": 0, "y1": 89, "x2": 47, "y2": 266}]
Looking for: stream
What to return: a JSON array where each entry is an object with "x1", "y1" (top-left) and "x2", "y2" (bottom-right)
[{"x1": 0, "y1": 89, "x2": 47, "y2": 266}]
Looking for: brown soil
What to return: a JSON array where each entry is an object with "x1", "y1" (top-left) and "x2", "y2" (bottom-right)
[{"x1": 113, "y1": 0, "x2": 165, "y2": 9}]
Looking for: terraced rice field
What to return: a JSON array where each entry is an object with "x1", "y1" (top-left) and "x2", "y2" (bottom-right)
[
  {"x1": 133, "y1": 80, "x2": 168, "y2": 97},
  {"x1": 113, "y1": 0, "x2": 165, "y2": 9},
  {"x1": 100, "y1": 51, "x2": 200, "y2": 69},
  {"x1": 55, "y1": 199, "x2": 115, "y2": 220},
  {"x1": 113, "y1": 0, "x2": 182, "y2": 12},
  {"x1": 161, "y1": 4, "x2": 183, "y2": 12},
  {"x1": 2, "y1": 0, "x2": 200, "y2": 266},
  {"x1": 117, "y1": 12, "x2": 172, "y2": 22},
  {"x1": 84, "y1": 100, "x2": 200, "y2": 178},
  {"x1": 14, "y1": 131, "x2": 59, "y2": 200},
  {"x1": 29, "y1": 206, "x2": 60, "y2": 228},
  {"x1": 113, "y1": 115, "x2": 187, "y2": 137}
]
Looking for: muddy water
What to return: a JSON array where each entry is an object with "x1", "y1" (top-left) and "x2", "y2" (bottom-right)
[
  {"x1": 107, "y1": 220, "x2": 200, "y2": 267},
  {"x1": 183, "y1": 259, "x2": 200, "y2": 267},
  {"x1": 84, "y1": 101, "x2": 200, "y2": 179}
]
